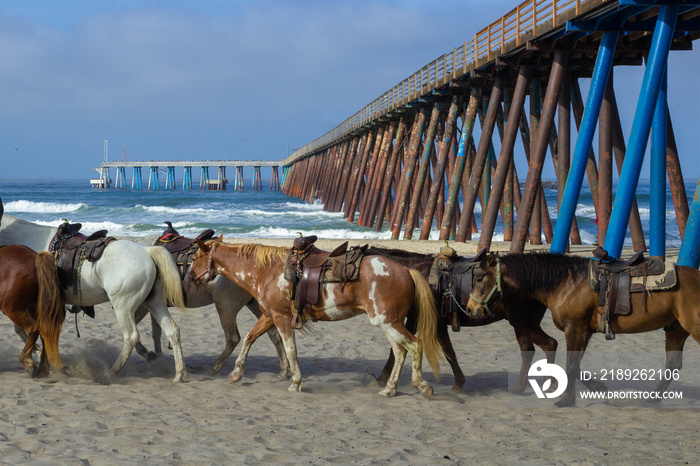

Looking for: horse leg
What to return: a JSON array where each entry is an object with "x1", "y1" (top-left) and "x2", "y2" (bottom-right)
[
  {"x1": 436, "y1": 318, "x2": 464, "y2": 392},
  {"x1": 36, "y1": 338, "x2": 50, "y2": 377},
  {"x1": 380, "y1": 338, "x2": 407, "y2": 397},
  {"x1": 14, "y1": 324, "x2": 41, "y2": 357},
  {"x1": 208, "y1": 292, "x2": 244, "y2": 375},
  {"x1": 143, "y1": 292, "x2": 186, "y2": 383},
  {"x1": 109, "y1": 302, "x2": 142, "y2": 377},
  {"x1": 511, "y1": 324, "x2": 559, "y2": 394},
  {"x1": 7, "y1": 309, "x2": 41, "y2": 377},
  {"x1": 653, "y1": 321, "x2": 689, "y2": 394},
  {"x1": 383, "y1": 322, "x2": 433, "y2": 396},
  {"x1": 133, "y1": 304, "x2": 159, "y2": 362},
  {"x1": 229, "y1": 314, "x2": 275, "y2": 383},
  {"x1": 246, "y1": 298, "x2": 290, "y2": 379},
  {"x1": 271, "y1": 314, "x2": 302, "y2": 392},
  {"x1": 557, "y1": 326, "x2": 594, "y2": 408},
  {"x1": 511, "y1": 327, "x2": 537, "y2": 394},
  {"x1": 378, "y1": 311, "x2": 418, "y2": 385}
]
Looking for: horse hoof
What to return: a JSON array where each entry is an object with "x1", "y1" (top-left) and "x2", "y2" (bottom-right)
[
  {"x1": 451, "y1": 385, "x2": 463, "y2": 393},
  {"x1": 509, "y1": 385, "x2": 526, "y2": 395},
  {"x1": 172, "y1": 373, "x2": 186, "y2": 383},
  {"x1": 229, "y1": 372, "x2": 243, "y2": 383},
  {"x1": 379, "y1": 388, "x2": 396, "y2": 397},
  {"x1": 207, "y1": 366, "x2": 223, "y2": 376},
  {"x1": 146, "y1": 352, "x2": 159, "y2": 363},
  {"x1": 25, "y1": 366, "x2": 38, "y2": 379},
  {"x1": 417, "y1": 381, "x2": 433, "y2": 396},
  {"x1": 555, "y1": 397, "x2": 575, "y2": 408},
  {"x1": 278, "y1": 371, "x2": 289, "y2": 380},
  {"x1": 287, "y1": 384, "x2": 302, "y2": 392}
]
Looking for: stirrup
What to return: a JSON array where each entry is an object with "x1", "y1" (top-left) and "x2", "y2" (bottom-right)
[{"x1": 291, "y1": 308, "x2": 304, "y2": 330}]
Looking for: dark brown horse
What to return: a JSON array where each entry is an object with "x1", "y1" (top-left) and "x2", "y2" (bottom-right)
[
  {"x1": 467, "y1": 252, "x2": 700, "y2": 407},
  {"x1": 365, "y1": 247, "x2": 557, "y2": 393},
  {"x1": 189, "y1": 236, "x2": 444, "y2": 397},
  {"x1": 0, "y1": 244, "x2": 65, "y2": 376}
]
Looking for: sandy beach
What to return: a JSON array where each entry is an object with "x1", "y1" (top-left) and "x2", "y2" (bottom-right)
[{"x1": 0, "y1": 236, "x2": 698, "y2": 464}]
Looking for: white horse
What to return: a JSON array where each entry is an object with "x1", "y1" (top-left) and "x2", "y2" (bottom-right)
[{"x1": 0, "y1": 215, "x2": 187, "y2": 382}]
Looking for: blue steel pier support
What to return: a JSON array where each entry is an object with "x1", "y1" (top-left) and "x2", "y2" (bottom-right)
[
  {"x1": 650, "y1": 67, "x2": 668, "y2": 258},
  {"x1": 166, "y1": 166, "x2": 176, "y2": 190},
  {"x1": 200, "y1": 166, "x2": 210, "y2": 190},
  {"x1": 677, "y1": 180, "x2": 700, "y2": 269},
  {"x1": 148, "y1": 166, "x2": 160, "y2": 190},
  {"x1": 550, "y1": 31, "x2": 619, "y2": 253},
  {"x1": 603, "y1": 5, "x2": 679, "y2": 259},
  {"x1": 183, "y1": 166, "x2": 193, "y2": 190},
  {"x1": 131, "y1": 167, "x2": 142, "y2": 189}
]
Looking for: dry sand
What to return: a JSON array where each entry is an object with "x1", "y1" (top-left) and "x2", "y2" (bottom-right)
[{"x1": 0, "y1": 237, "x2": 698, "y2": 464}]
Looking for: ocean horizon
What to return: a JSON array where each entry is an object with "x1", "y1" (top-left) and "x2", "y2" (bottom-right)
[{"x1": 0, "y1": 178, "x2": 693, "y2": 247}]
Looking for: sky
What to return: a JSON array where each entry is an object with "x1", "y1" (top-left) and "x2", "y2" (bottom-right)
[{"x1": 0, "y1": 0, "x2": 698, "y2": 181}]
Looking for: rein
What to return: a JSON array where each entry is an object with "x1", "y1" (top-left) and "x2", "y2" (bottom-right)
[{"x1": 469, "y1": 258, "x2": 502, "y2": 317}]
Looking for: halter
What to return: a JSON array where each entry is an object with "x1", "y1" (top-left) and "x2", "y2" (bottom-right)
[
  {"x1": 192, "y1": 241, "x2": 218, "y2": 284},
  {"x1": 469, "y1": 258, "x2": 502, "y2": 317}
]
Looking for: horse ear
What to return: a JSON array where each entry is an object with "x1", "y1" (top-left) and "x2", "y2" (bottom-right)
[
  {"x1": 214, "y1": 234, "x2": 224, "y2": 244},
  {"x1": 486, "y1": 252, "x2": 496, "y2": 267},
  {"x1": 197, "y1": 238, "x2": 210, "y2": 253}
]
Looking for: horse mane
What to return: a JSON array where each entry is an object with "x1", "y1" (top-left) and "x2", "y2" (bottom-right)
[
  {"x1": 235, "y1": 243, "x2": 289, "y2": 268},
  {"x1": 366, "y1": 246, "x2": 434, "y2": 261},
  {"x1": 500, "y1": 252, "x2": 588, "y2": 293}
]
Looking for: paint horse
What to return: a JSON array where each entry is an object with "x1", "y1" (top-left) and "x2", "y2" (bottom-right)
[
  {"x1": 365, "y1": 246, "x2": 557, "y2": 393},
  {"x1": 0, "y1": 244, "x2": 65, "y2": 377},
  {"x1": 50, "y1": 222, "x2": 188, "y2": 382},
  {"x1": 135, "y1": 222, "x2": 289, "y2": 378},
  {"x1": 467, "y1": 252, "x2": 700, "y2": 406},
  {"x1": 189, "y1": 236, "x2": 444, "y2": 397}
]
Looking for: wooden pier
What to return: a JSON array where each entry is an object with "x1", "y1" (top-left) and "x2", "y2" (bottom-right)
[{"x1": 280, "y1": 0, "x2": 700, "y2": 264}]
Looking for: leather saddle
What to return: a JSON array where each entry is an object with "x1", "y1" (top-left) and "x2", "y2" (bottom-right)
[
  {"x1": 588, "y1": 246, "x2": 674, "y2": 340},
  {"x1": 154, "y1": 221, "x2": 215, "y2": 279},
  {"x1": 430, "y1": 245, "x2": 488, "y2": 332},
  {"x1": 50, "y1": 222, "x2": 116, "y2": 314},
  {"x1": 285, "y1": 235, "x2": 363, "y2": 329}
]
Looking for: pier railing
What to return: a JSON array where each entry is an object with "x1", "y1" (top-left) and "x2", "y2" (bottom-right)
[{"x1": 283, "y1": 0, "x2": 601, "y2": 165}]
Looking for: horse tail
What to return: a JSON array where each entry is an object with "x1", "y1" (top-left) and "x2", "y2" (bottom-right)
[
  {"x1": 35, "y1": 251, "x2": 65, "y2": 372},
  {"x1": 411, "y1": 268, "x2": 443, "y2": 380},
  {"x1": 147, "y1": 246, "x2": 186, "y2": 309}
]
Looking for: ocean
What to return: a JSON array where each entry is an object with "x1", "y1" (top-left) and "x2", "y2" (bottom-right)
[{"x1": 0, "y1": 178, "x2": 693, "y2": 247}]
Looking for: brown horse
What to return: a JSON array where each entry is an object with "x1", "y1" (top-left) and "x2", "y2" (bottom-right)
[
  {"x1": 467, "y1": 252, "x2": 700, "y2": 407},
  {"x1": 189, "y1": 236, "x2": 444, "y2": 397},
  {"x1": 0, "y1": 244, "x2": 65, "y2": 376},
  {"x1": 365, "y1": 247, "x2": 557, "y2": 393}
]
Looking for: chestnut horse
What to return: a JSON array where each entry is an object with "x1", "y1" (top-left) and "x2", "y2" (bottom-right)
[
  {"x1": 467, "y1": 252, "x2": 700, "y2": 407},
  {"x1": 365, "y1": 247, "x2": 557, "y2": 393},
  {"x1": 189, "y1": 236, "x2": 444, "y2": 397},
  {"x1": 0, "y1": 244, "x2": 65, "y2": 376}
]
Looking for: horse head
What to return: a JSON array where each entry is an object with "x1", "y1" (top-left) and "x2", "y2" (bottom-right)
[
  {"x1": 190, "y1": 234, "x2": 224, "y2": 288},
  {"x1": 467, "y1": 251, "x2": 502, "y2": 319}
]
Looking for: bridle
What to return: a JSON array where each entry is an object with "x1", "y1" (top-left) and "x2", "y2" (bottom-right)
[
  {"x1": 191, "y1": 242, "x2": 218, "y2": 285},
  {"x1": 469, "y1": 257, "x2": 502, "y2": 318}
]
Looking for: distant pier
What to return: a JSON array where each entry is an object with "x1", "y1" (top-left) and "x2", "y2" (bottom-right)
[{"x1": 92, "y1": 160, "x2": 285, "y2": 191}]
